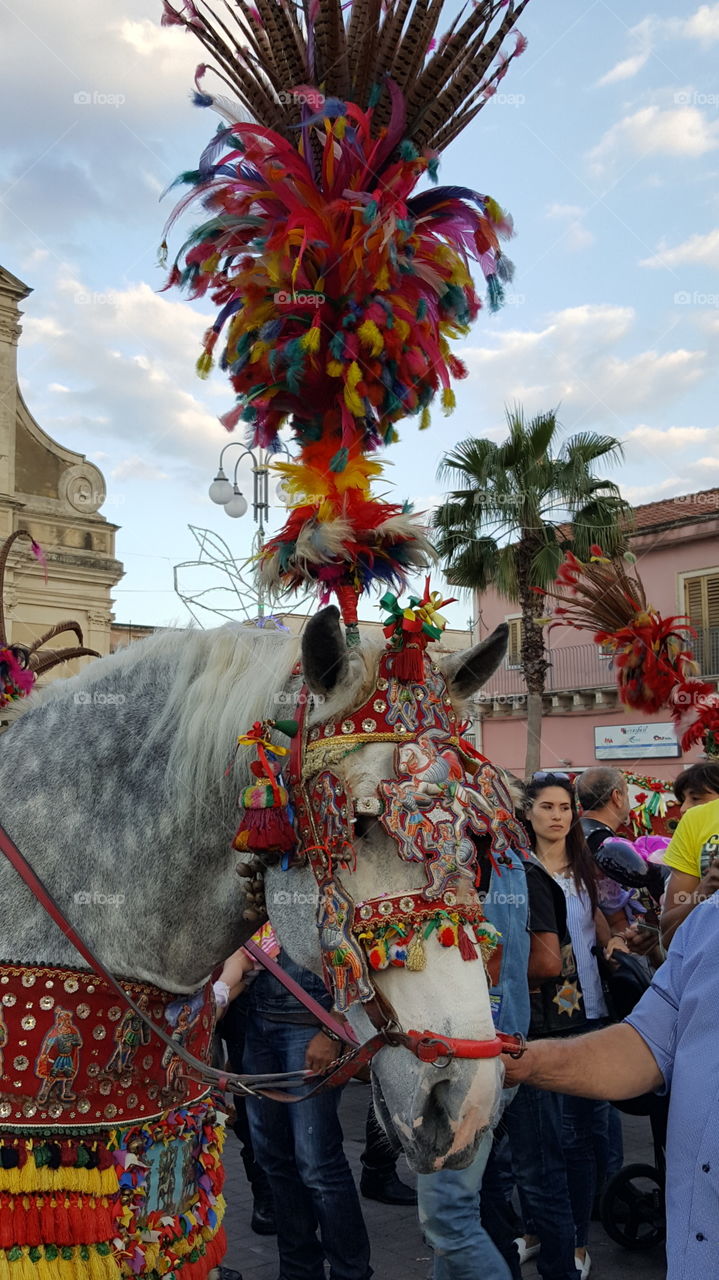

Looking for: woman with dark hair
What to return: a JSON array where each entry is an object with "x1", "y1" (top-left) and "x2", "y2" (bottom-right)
[{"x1": 512, "y1": 772, "x2": 627, "y2": 1280}]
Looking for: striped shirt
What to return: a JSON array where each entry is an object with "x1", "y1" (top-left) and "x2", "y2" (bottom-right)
[{"x1": 552, "y1": 873, "x2": 608, "y2": 1021}]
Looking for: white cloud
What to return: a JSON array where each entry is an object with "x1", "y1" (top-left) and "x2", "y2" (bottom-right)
[
  {"x1": 679, "y1": 4, "x2": 719, "y2": 44},
  {"x1": 640, "y1": 228, "x2": 719, "y2": 270},
  {"x1": 18, "y1": 272, "x2": 225, "y2": 475},
  {"x1": 545, "y1": 204, "x2": 595, "y2": 250},
  {"x1": 48, "y1": 382, "x2": 70, "y2": 393},
  {"x1": 625, "y1": 424, "x2": 710, "y2": 449},
  {"x1": 621, "y1": 477, "x2": 683, "y2": 503},
  {"x1": 112, "y1": 456, "x2": 170, "y2": 481},
  {"x1": 597, "y1": 51, "x2": 651, "y2": 87},
  {"x1": 459, "y1": 303, "x2": 707, "y2": 427},
  {"x1": 588, "y1": 106, "x2": 719, "y2": 177},
  {"x1": 596, "y1": 17, "x2": 654, "y2": 86},
  {"x1": 597, "y1": 7, "x2": 719, "y2": 90}
]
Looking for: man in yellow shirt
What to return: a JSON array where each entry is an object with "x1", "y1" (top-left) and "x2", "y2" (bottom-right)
[{"x1": 660, "y1": 763, "x2": 719, "y2": 947}]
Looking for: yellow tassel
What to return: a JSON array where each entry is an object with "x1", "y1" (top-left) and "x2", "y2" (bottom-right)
[
  {"x1": 358, "y1": 320, "x2": 383, "y2": 356},
  {"x1": 300, "y1": 325, "x2": 321, "y2": 353},
  {"x1": 326, "y1": 360, "x2": 343, "y2": 377},
  {"x1": 441, "y1": 387, "x2": 456, "y2": 414},
  {"x1": 33, "y1": 1256, "x2": 54, "y2": 1280},
  {"x1": 394, "y1": 318, "x2": 410, "y2": 342},
  {"x1": 376, "y1": 266, "x2": 390, "y2": 291},
  {"x1": 16, "y1": 1251, "x2": 36, "y2": 1280},
  {"x1": 419, "y1": 407, "x2": 431, "y2": 431},
  {"x1": 406, "y1": 935, "x2": 426, "y2": 972},
  {"x1": 196, "y1": 351, "x2": 213, "y2": 379}
]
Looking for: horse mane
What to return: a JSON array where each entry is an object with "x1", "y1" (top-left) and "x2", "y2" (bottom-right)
[{"x1": 17, "y1": 624, "x2": 303, "y2": 828}]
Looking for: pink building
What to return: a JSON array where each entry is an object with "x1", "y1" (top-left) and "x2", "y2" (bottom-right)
[{"x1": 473, "y1": 489, "x2": 719, "y2": 781}]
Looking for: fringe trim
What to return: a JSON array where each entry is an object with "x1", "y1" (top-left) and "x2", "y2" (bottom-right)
[
  {"x1": 0, "y1": 1170, "x2": 119, "y2": 1198},
  {"x1": 0, "y1": 1242, "x2": 121, "y2": 1280}
]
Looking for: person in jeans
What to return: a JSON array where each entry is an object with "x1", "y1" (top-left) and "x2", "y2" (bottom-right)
[
  {"x1": 511, "y1": 772, "x2": 628, "y2": 1280},
  {"x1": 242, "y1": 947, "x2": 372, "y2": 1280},
  {"x1": 416, "y1": 840, "x2": 536, "y2": 1279}
]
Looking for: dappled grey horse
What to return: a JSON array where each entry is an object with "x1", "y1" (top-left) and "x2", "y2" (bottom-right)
[{"x1": 0, "y1": 609, "x2": 509, "y2": 1173}]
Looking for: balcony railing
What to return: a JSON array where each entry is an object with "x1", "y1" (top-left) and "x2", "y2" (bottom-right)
[{"x1": 479, "y1": 627, "x2": 719, "y2": 700}]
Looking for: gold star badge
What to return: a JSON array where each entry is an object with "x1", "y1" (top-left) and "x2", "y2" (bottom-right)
[{"x1": 552, "y1": 981, "x2": 582, "y2": 1017}]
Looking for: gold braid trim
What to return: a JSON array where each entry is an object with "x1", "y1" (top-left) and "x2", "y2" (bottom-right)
[{"x1": 303, "y1": 732, "x2": 461, "y2": 779}]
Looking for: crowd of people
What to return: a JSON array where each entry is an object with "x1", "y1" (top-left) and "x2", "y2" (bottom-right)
[{"x1": 212, "y1": 760, "x2": 719, "y2": 1280}]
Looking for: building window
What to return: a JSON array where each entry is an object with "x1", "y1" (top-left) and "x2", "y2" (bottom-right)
[
  {"x1": 506, "y1": 617, "x2": 523, "y2": 668},
  {"x1": 683, "y1": 571, "x2": 719, "y2": 675}
]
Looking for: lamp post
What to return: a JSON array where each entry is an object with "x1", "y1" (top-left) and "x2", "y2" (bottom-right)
[{"x1": 207, "y1": 441, "x2": 291, "y2": 618}]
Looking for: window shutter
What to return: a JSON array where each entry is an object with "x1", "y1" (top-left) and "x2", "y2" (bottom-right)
[
  {"x1": 507, "y1": 617, "x2": 522, "y2": 666},
  {"x1": 684, "y1": 575, "x2": 705, "y2": 628},
  {"x1": 683, "y1": 573, "x2": 719, "y2": 674},
  {"x1": 707, "y1": 576, "x2": 719, "y2": 628}
]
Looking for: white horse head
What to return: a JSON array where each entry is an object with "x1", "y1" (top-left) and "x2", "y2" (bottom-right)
[{"x1": 267, "y1": 606, "x2": 511, "y2": 1172}]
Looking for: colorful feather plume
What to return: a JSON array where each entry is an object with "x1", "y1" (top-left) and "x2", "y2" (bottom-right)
[
  {"x1": 161, "y1": 0, "x2": 530, "y2": 623},
  {"x1": 537, "y1": 547, "x2": 697, "y2": 715}
]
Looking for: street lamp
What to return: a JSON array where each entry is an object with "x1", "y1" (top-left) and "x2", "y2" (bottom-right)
[
  {"x1": 206, "y1": 440, "x2": 293, "y2": 617},
  {"x1": 208, "y1": 441, "x2": 292, "y2": 533}
]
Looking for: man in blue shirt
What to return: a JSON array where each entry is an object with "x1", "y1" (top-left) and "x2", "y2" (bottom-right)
[{"x1": 505, "y1": 899, "x2": 719, "y2": 1280}]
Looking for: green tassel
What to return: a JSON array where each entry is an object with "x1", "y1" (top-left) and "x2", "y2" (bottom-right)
[
  {"x1": 399, "y1": 140, "x2": 419, "y2": 161},
  {"x1": 428, "y1": 156, "x2": 440, "y2": 182},
  {"x1": 368, "y1": 83, "x2": 381, "y2": 108},
  {"x1": 330, "y1": 447, "x2": 349, "y2": 472},
  {"x1": 487, "y1": 275, "x2": 504, "y2": 313},
  {"x1": 272, "y1": 719, "x2": 298, "y2": 738}
]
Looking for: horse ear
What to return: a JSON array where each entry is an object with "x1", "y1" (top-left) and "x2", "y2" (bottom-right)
[
  {"x1": 443, "y1": 623, "x2": 509, "y2": 699},
  {"x1": 301, "y1": 605, "x2": 349, "y2": 697}
]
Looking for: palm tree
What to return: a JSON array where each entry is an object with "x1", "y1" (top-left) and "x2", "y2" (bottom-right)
[{"x1": 433, "y1": 407, "x2": 631, "y2": 776}]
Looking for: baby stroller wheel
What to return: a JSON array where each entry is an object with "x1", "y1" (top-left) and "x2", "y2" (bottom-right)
[{"x1": 600, "y1": 1163, "x2": 665, "y2": 1251}]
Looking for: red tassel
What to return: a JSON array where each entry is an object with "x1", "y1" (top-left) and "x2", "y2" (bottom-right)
[
  {"x1": 0, "y1": 1195, "x2": 14, "y2": 1248},
  {"x1": 40, "y1": 1196, "x2": 56, "y2": 1242},
  {"x1": 391, "y1": 641, "x2": 425, "y2": 683},
  {"x1": 335, "y1": 583, "x2": 359, "y2": 628},
  {"x1": 69, "y1": 1195, "x2": 87, "y2": 1242},
  {"x1": 233, "y1": 805, "x2": 295, "y2": 851},
  {"x1": 458, "y1": 926, "x2": 478, "y2": 962},
  {"x1": 54, "y1": 1197, "x2": 72, "y2": 1245},
  {"x1": 24, "y1": 1196, "x2": 42, "y2": 1247},
  {"x1": 13, "y1": 1197, "x2": 27, "y2": 1244}
]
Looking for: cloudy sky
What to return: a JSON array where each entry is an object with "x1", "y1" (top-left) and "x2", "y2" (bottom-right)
[{"x1": 2, "y1": 0, "x2": 719, "y2": 630}]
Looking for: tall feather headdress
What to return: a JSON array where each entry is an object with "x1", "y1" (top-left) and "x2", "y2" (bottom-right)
[{"x1": 161, "y1": 0, "x2": 530, "y2": 635}]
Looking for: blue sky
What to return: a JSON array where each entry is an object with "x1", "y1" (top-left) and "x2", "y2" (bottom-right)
[{"x1": 2, "y1": 0, "x2": 719, "y2": 630}]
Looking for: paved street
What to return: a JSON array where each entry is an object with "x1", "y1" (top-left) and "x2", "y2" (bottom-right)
[{"x1": 221, "y1": 1081, "x2": 666, "y2": 1280}]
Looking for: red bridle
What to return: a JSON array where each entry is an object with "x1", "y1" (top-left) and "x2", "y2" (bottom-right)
[{"x1": 285, "y1": 683, "x2": 526, "y2": 1066}]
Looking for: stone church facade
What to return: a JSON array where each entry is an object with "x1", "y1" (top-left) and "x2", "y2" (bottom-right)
[{"x1": 0, "y1": 265, "x2": 122, "y2": 665}]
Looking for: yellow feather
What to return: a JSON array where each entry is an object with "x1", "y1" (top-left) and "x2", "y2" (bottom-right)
[
  {"x1": 300, "y1": 325, "x2": 321, "y2": 353},
  {"x1": 358, "y1": 320, "x2": 383, "y2": 355}
]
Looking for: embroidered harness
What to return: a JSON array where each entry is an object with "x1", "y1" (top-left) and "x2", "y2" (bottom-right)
[{"x1": 283, "y1": 646, "x2": 530, "y2": 1063}]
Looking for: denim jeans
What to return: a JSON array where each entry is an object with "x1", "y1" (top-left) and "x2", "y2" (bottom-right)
[
  {"x1": 244, "y1": 1011, "x2": 372, "y2": 1280},
  {"x1": 506, "y1": 1086, "x2": 577, "y2": 1280},
  {"x1": 218, "y1": 993, "x2": 272, "y2": 1204},
  {"x1": 417, "y1": 1129, "x2": 512, "y2": 1280}
]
